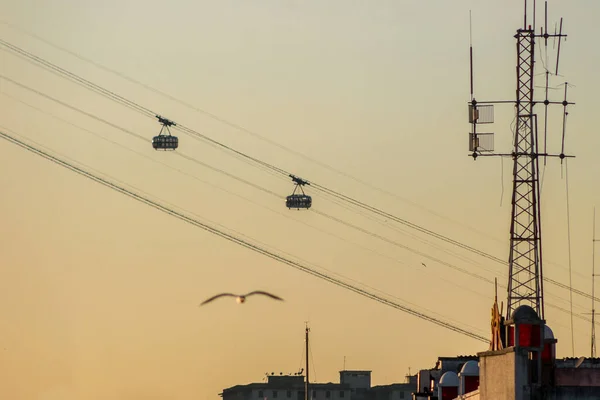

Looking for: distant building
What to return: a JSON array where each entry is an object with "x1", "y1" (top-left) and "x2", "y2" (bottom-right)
[
  {"x1": 473, "y1": 305, "x2": 600, "y2": 400},
  {"x1": 411, "y1": 356, "x2": 479, "y2": 399},
  {"x1": 221, "y1": 372, "x2": 352, "y2": 400},
  {"x1": 413, "y1": 304, "x2": 600, "y2": 400},
  {"x1": 221, "y1": 370, "x2": 418, "y2": 400},
  {"x1": 369, "y1": 382, "x2": 414, "y2": 400}
]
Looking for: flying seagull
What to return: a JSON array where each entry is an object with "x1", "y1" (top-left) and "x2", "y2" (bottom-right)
[{"x1": 199, "y1": 291, "x2": 284, "y2": 306}]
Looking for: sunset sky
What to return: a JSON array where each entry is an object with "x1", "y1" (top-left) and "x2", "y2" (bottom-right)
[{"x1": 1, "y1": 1, "x2": 599, "y2": 399}]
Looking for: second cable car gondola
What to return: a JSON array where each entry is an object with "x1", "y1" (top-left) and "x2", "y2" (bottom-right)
[
  {"x1": 152, "y1": 115, "x2": 178, "y2": 150},
  {"x1": 286, "y1": 175, "x2": 312, "y2": 210}
]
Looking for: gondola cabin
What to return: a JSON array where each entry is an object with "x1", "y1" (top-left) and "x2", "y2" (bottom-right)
[
  {"x1": 286, "y1": 194, "x2": 312, "y2": 209},
  {"x1": 153, "y1": 115, "x2": 178, "y2": 150},
  {"x1": 152, "y1": 134, "x2": 178, "y2": 150}
]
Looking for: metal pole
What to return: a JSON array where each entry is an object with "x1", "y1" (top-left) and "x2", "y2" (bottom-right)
[
  {"x1": 305, "y1": 324, "x2": 310, "y2": 400},
  {"x1": 592, "y1": 208, "x2": 597, "y2": 357}
]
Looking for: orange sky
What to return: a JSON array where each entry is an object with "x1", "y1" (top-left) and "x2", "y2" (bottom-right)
[{"x1": 1, "y1": 1, "x2": 600, "y2": 399}]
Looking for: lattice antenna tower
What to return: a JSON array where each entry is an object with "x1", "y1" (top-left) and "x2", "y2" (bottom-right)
[{"x1": 467, "y1": 0, "x2": 574, "y2": 321}]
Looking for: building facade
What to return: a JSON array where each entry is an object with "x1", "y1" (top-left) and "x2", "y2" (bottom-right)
[{"x1": 221, "y1": 370, "x2": 418, "y2": 400}]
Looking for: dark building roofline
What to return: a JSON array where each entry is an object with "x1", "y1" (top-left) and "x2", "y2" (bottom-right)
[
  {"x1": 338, "y1": 370, "x2": 372, "y2": 373},
  {"x1": 222, "y1": 382, "x2": 352, "y2": 394},
  {"x1": 439, "y1": 355, "x2": 479, "y2": 360},
  {"x1": 370, "y1": 383, "x2": 415, "y2": 390}
]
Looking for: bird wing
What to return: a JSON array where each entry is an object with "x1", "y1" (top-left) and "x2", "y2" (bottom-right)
[
  {"x1": 245, "y1": 291, "x2": 284, "y2": 301},
  {"x1": 199, "y1": 293, "x2": 237, "y2": 306}
]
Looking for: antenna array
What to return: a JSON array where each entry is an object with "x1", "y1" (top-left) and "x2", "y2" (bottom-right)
[{"x1": 466, "y1": 0, "x2": 574, "y2": 321}]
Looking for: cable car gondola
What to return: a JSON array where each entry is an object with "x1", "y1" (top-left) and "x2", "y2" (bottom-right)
[
  {"x1": 152, "y1": 115, "x2": 178, "y2": 150},
  {"x1": 286, "y1": 175, "x2": 312, "y2": 210}
]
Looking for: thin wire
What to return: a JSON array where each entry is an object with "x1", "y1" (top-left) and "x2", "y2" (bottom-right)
[
  {"x1": 1, "y1": 74, "x2": 596, "y2": 323},
  {"x1": 1, "y1": 40, "x2": 595, "y2": 307},
  {"x1": 298, "y1": 341, "x2": 305, "y2": 375},
  {"x1": 312, "y1": 209, "x2": 500, "y2": 282},
  {"x1": 500, "y1": 156, "x2": 504, "y2": 207},
  {"x1": 0, "y1": 91, "x2": 492, "y2": 324},
  {"x1": 0, "y1": 41, "x2": 289, "y2": 180},
  {"x1": 0, "y1": 27, "x2": 592, "y2": 334},
  {"x1": 3, "y1": 93, "x2": 471, "y2": 310},
  {"x1": 0, "y1": 91, "x2": 591, "y2": 330},
  {"x1": 0, "y1": 91, "x2": 516, "y2": 327},
  {"x1": 0, "y1": 111, "x2": 582, "y2": 331},
  {"x1": 0, "y1": 41, "x2": 154, "y2": 117},
  {"x1": 0, "y1": 74, "x2": 147, "y2": 141},
  {"x1": 0, "y1": 23, "x2": 507, "y2": 246},
  {"x1": 309, "y1": 337, "x2": 317, "y2": 383},
  {"x1": 0, "y1": 128, "x2": 490, "y2": 343},
  {"x1": 0, "y1": 38, "x2": 525, "y2": 263},
  {"x1": 0, "y1": 38, "x2": 592, "y2": 288},
  {"x1": 565, "y1": 158, "x2": 575, "y2": 356}
]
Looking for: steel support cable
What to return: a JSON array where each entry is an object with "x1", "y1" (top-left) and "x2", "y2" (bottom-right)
[
  {"x1": 0, "y1": 39, "x2": 154, "y2": 118},
  {"x1": 0, "y1": 84, "x2": 491, "y2": 337},
  {"x1": 0, "y1": 57, "x2": 505, "y2": 279},
  {"x1": 0, "y1": 40, "x2": 288, "y2": 177},
  {"x1": 5, "y1": 86, "x2": 457, "y2": 290},
  {"x1": 0, "y1": 92, "x2": 496, "y2": 328},
  {"x1": 0, "y1": 128, "x2": 489, "y2": 343},
  {"x1": 311, "y1": 189, "x2": 590, "y2": 317},
  {"x1": 0, "y1": 79, "x2": 499, "y2": 292},
  {"x1": 0, "y1": 40, "x2": 594, "y2": 302},
  {"x1": 0, "y1": 40, "x2": 518, "y2": 271},
  {"x1": 0, "y1": 75, "x2": 591, "y2": 319},
  {"x1": 4, "y1": 90, "x2": 464, "y2": 305},
  {"x1": 0, "y1": 88, "x2": 494, "y2": 334},
  {"x1": 2, "y1": 70, "x2": 597, "y2": 318},
  {"x1": 311, "y1": 182, "x2": 596, "y2": 302},
  {"x1": 0, "y1": 41, "x2": 292, "y2": 186},
  {"x1": 0, "y1": 90, "x2": 586, "y2": 329},
  {"x1": 0, "y1": 39, "x2": 587, "y2": 331},
  {"x1": 1, "y1": 22, "x2": 496, "y2": 246},
  {"x1": 0, "y1": 87, "x2": 592, "y2": 330},
  {"x1": 312, "y1": 190, "x2": 501, "y2": 273},
  {"x1": 312, "y1": 208, "x2": 591, "y2": 321},
  {"x1": 0, "y1": 74, "x2": 282, "y2": 201}
]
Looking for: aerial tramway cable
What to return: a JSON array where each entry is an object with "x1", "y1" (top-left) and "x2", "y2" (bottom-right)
[
  {"x1": 0, "y1": 127, "x2": 490, "y2": 343},
  {"x1": 0, "y1": 82, "x2": 594, "y2": 330},
  {"x1": 0, "y1": 39, "x2": 594, "y2": 304}
]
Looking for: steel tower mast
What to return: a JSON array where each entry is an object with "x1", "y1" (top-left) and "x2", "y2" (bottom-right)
[{"x1": 467, "y1": 0, "x2": 573, "y2": 320}]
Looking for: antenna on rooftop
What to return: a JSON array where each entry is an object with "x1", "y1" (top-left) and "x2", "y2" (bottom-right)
[
  {"x1": 305, "y1": 322, "x2": 310, "y2": 400},
  {"x1": 465, "y1": 0, "x2": 573, "y2": 321},
  {"x1": 469, "y1": 10, "x2": 475, "y2": 103},
  {"x1": 589, "y1": 208, "x2": 600, "y2": 357},
  {"x1": 467, "y1": 11, "x2": 495, "y2": 159}
]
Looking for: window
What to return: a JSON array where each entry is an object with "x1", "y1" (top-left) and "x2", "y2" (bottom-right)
[
  {"x1": 273, "y1": 391, "x2": 278, "y2": 398},
  {"x1": 325, "y1": 391, "x2": 330, "y2": 399},
  {"x1": 258, "y1": 391, "x2": 263, "y2": 398},
  {"x1": 340, "y1": 391, "x2": 345, "y2": 398},
  {"x1": 287, "y1": 391, "x2": 292, "y2": 398},
  {"x1": 399, "y1": 392, "x2": 405, "y2": 399},
  {"x1": 312, "y1": 390, "x2": 317, "y2": 399}
]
